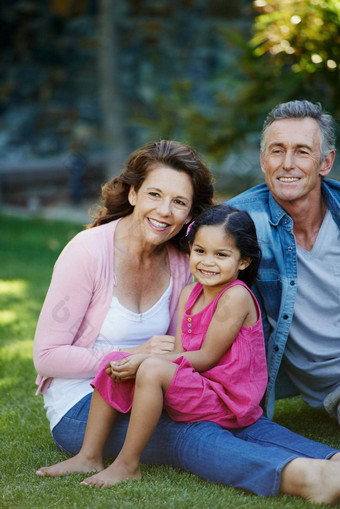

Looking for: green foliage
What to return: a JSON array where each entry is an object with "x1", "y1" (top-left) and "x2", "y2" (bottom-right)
[
  {"x1": 251, "y1": 0, "x2": 340, "y2": 109},
  {"x1": 1, "y1": 214, "x2": 339, "y2": 508},
  {"x1": 145, "y1": 0, "x2": 340, "y2": 187},
  {"x1": 252, "y1": 0, "x2": 339, "y2": 69}
]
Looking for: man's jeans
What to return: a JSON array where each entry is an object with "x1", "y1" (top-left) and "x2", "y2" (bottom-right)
[{"x1": 52, "y1": 393, "x2": 338, "y2": 497}]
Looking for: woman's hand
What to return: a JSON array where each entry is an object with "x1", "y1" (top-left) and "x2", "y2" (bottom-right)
[
  {"x1": 106, "y1": 354, "x2": 147, "y2": 381},
  {"x1": 133, "y1": 335, "x2": 175, "y2": 355}
]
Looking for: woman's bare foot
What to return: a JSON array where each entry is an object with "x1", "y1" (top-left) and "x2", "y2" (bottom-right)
[
  {"x1": 80, "y1": 458, "x2": 141, "y2": 488},
  {"x1": 36, "y1": 453, "x2": 104, "y2": 478}
]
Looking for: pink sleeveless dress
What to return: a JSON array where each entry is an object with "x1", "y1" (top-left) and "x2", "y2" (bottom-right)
[{"x1": 92, "y1": 280, "x2": 267, "y2": 429}]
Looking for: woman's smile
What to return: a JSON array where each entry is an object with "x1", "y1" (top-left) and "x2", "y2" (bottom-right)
[
  {"x1": 147, "y1": 217, "x2": 170, "y2": 230},
  {"x1": 129, "y1": 164, "x2": 193, "y2": 246}
]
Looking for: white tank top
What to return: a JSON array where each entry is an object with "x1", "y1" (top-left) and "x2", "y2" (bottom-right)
[{"x1": 44, "y1": 279, "x2": 173, "y2": 430}]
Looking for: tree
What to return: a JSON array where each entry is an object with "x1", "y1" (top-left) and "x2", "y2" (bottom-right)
[
  {"x1": 158, "y1": 0, "x2": 340, "y2": 172},
  {"x1": 98, "y1": 0, "x2": 129, "y2": 179},
  {"x1": 250, "y1": 0, "x2": 340, "y2": 113}
]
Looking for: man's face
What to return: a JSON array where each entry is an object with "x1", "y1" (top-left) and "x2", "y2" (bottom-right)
[{"x1": 260, "y1": 117, "x2": 333, "y2": 208}]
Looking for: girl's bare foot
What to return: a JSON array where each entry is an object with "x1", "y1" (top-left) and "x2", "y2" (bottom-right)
[
  {"x1": 80, "y1": 459, "x2": 141, "y2": 488},
  {"x1": 36, "y1": 453, "x2": 104, "y2": 478}
]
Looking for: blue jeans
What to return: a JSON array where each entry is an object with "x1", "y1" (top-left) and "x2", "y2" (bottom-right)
[{"x1": 52, "y1": 393, "x2": 338, "y2": 497}]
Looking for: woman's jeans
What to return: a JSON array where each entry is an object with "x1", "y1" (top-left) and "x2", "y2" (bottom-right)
[{"x1": 52, "y1": 393, "x2": 338, "y2": 497}]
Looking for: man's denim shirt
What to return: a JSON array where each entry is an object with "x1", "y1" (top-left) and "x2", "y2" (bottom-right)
[{"x1": 228, "y1": 178, "x2": 340, "y2": 419}]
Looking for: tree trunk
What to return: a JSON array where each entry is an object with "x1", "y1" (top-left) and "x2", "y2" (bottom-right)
[{"x1": 98, "y1": 0, "x2": 128, "y2": 180}]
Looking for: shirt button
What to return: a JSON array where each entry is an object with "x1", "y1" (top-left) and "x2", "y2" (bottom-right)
[
  {"x1": 274, "y1": 346, "x2": 279, "y2": 352},
  {"x1": 188, "y1": 323, "x2": 192, "y2": 328},
  {"x1": 283, "y1": 314, "x2": 289, "y2": 320},
  {"x1": 287, "y1": 247, "x2": 293, "y2": 252},
  {"x1": 290, "y1": 280, "x2": 295, "y2": 286},
  {"x1": 188, "y1": 329, "x2": 192, "y2": 334},
  {"x1": 187, "y1": 317, "x2": 192, "y2": 322}
]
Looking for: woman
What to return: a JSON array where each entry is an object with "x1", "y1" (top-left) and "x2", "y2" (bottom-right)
[{"x1": 34, "y1": 139, "x2": 214, "y2": 456}]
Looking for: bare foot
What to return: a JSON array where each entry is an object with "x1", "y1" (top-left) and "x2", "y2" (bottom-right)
[
  {"x1": 36, "y1": 453, "x2": 104, "y2": 478},
  {"x1": 80, "y1": 459, "x2": 141, "y2": 488},
  {"x1": 289, "y1": 458, "x2": 340, "y2": 505}
]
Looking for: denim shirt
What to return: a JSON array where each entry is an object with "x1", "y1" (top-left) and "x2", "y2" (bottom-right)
[{"x1": 228, "y1": 178, "x2": 340, "y2": 418}]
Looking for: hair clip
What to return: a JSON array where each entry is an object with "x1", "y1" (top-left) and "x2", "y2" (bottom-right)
[{"x1": 186, "y1": 220, "x2": 195, "y2": 237}]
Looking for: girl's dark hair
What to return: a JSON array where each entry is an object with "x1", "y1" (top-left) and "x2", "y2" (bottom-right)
[
  {"x1": 187, "y1": 204, "x2": 262, "y2": 287},
  {"x1": 89, "y1": 140, "x2": 214, "y2": 253}
]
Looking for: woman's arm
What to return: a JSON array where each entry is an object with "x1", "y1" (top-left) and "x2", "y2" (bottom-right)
[
  {"x1": 33, "y1": 236, "x2": 113, "y2": 379},
  {"x1": 122, "y1": 335, "x2": 176, "y2": 355}
]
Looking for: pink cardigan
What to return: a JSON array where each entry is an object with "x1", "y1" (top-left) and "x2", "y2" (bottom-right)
[{"x1": 34, "y1": 219, "x2": 192, "y2": 394}]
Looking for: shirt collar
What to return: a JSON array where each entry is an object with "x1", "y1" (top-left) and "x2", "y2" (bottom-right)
[{"x1": 268, "y1": 192, "x2": 290, "y2": 226}]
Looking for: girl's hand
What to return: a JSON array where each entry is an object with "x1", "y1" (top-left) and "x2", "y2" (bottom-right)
[
  {"x1": 134, "y1": 335, "x2": 175, "y2": 355},
  {"x1": 106, "y1": 354, "x2": 147, "y2": 381}
]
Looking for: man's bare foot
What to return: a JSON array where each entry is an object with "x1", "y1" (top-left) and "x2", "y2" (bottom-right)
[
  {"x1": 36, "y1": 453, "x2": 104, "y2": 478},
  {"x1": 304, "y1": 460, "x2": 340, "y2": 505},
  {"x1": 330, "y1": 452, "x2": 340, "y2": 462},
  {"x1": 80, "y1": 459, "x2": 141, "y2": 488},
  {"x1": 282, "y1": 457, "x2": 340, "y2": 505}
]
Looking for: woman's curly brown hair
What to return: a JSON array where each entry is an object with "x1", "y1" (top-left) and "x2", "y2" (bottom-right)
[{"x1": 89, "y1": 140, "x2": 214, "y2": 252}]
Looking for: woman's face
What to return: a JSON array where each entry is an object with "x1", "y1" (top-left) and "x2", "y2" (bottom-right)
[{"x1": 128, "y1": 164, "x2": 194, "y2": 246}]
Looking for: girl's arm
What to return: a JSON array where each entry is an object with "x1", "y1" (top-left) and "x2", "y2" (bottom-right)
[{"x1": 181, "y1": 285, "x2": 256, "y2": 372}]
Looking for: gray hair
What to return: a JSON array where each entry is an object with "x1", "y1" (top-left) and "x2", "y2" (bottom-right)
[{"x1": 261, "y1": 100, "x2": 336, "y2": 161}]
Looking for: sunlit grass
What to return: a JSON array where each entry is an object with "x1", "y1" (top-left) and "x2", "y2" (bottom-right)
[
  {"x1": 1, "y1": 338, "x2": 33, "y2": 359},
  {"x1": 0, "y1": 213, "x2": 339, "y2": 509},
  {"x1": 0, "y1": 278, "x2": 28, "y2": 295}
]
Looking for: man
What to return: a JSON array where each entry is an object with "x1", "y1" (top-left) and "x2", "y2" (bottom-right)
[{"x1": 228, "y1": 100, "x2": 340, "y2": 423}]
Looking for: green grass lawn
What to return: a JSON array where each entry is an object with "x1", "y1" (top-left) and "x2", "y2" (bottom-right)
[{"x1": 1, "y1": 213, "x2": 339, "y2": 509}]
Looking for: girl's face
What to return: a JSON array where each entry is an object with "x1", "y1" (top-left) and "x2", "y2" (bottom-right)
[
  {"x1": 128, "y1": 164, "x2": 193, "y2": 246},
  {"x1": 190, "y1": 224, "x2": 250, "y2": 290}
]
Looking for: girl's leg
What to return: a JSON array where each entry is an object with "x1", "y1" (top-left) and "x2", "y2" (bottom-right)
[
  {"x1": 36, "y1": 388, "x2": 118, "y2": 477},
  {"x1": 81, "y1": 357, "x2": 177, "y2": 487},
  {"x1": 280, "y1": 454, "x2": 340, "y2": 504}
]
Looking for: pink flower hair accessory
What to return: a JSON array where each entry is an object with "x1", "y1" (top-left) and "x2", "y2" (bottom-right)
[{"x1": 186, "y1": 220, "x2": 195, "y2": 237}]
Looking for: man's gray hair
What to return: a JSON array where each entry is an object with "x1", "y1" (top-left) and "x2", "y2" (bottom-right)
[{"x1": 261, "y1": 100, "x2": 336, "y2": 160}]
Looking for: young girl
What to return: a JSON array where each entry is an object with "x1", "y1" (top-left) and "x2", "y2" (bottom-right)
[{"x1": 36, "y1": 204, "x2": 267, "y2": 484}]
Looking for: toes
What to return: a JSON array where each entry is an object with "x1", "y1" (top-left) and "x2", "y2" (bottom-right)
[{"x1": 35, "y1": 469, "x2": 46, "y2": 476}]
